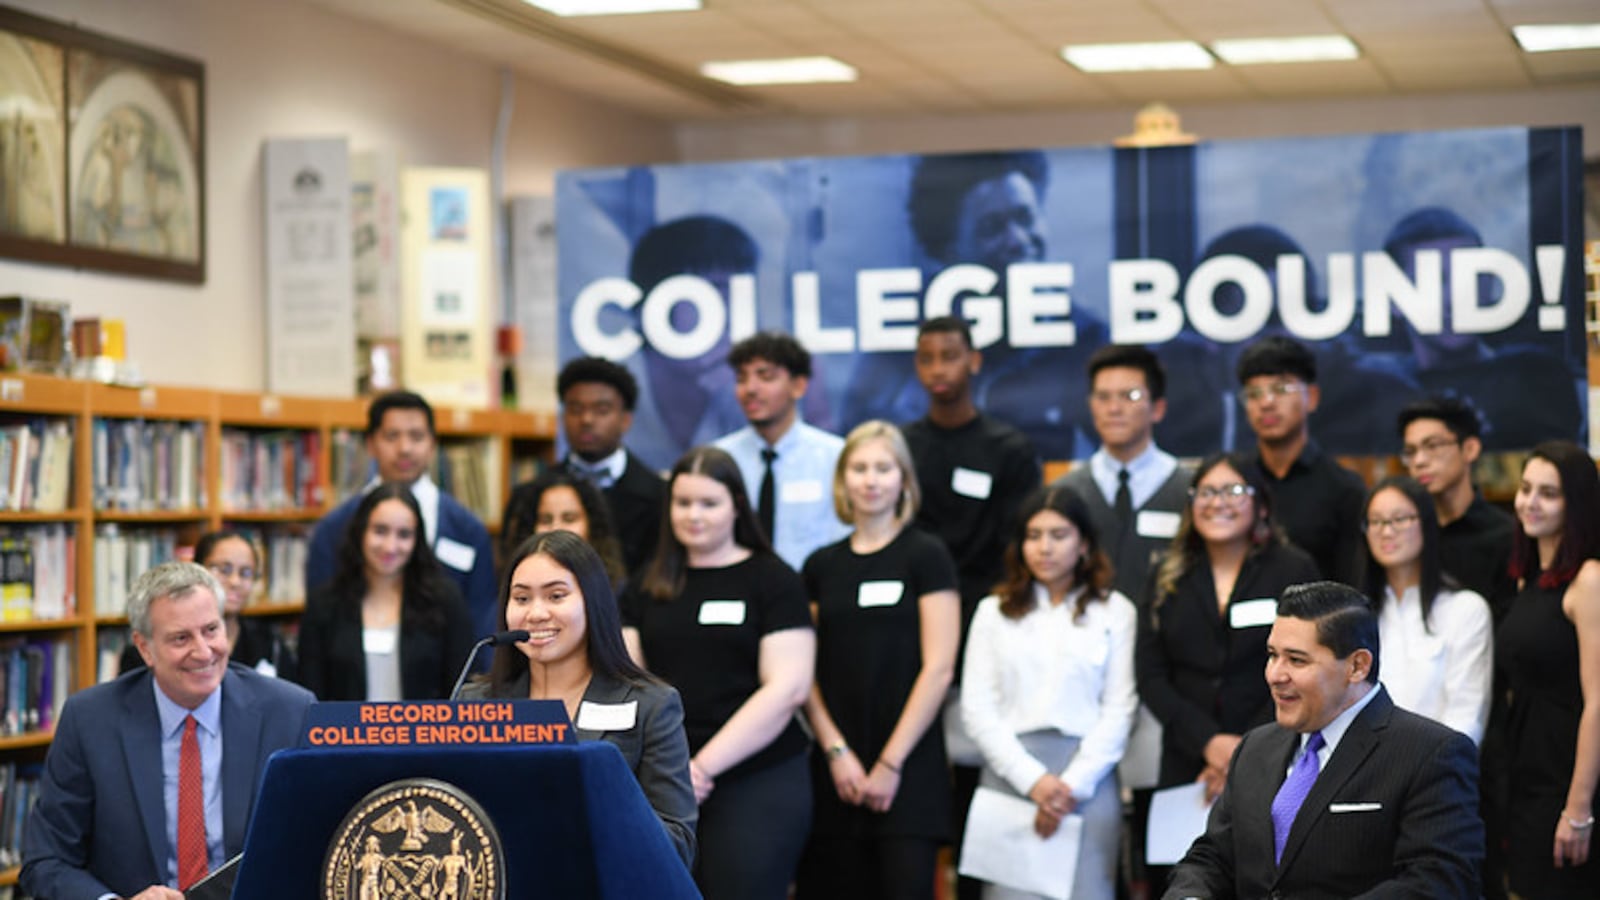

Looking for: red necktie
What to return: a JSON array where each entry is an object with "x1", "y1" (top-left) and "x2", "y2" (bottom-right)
[{"x1": 178, "y1": 714, "x2": 209, "y2": 890}]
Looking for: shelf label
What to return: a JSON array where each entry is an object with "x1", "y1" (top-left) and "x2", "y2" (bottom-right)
[
  {"x1": 260, "y1": 395, "x2": 282, "y2": 417},
  {"x1": 451, "y1": 408, "x2": 471, "y2": 429},
  {"x1": 0, "y1": 378, "x2": 22, "y2": 402},
  {"x1": 139, "y1": 388, "x2": 158, "y2": 408}
]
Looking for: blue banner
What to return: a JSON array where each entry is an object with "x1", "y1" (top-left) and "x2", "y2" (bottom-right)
[{"x1": 557, "y1": 127, "x2": 1587, "y2": 467}]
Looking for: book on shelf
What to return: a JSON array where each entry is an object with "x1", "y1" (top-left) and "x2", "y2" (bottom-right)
[
  {"x1": 329, "y1": 429, "x2": 372, "y2": 503},
  {"x1": 93, "y1": 526, "x2": 179, "y2": 618},
  {"x1": 0, "y1": 418, "x2": 72, "y2": 513},
  {"x1": 0, "y1": 525, "x2": 74, "y2": 622},
  {"x1": 0, "y1": 637, "x2": 69, "y2": 736},
  {"x1": 221, "y1": 428, "x2": 325, "y2": 512},
  {"x1": 437, "y1": 438, "x2": 503, "y2": 525},
  {"x1": 0, "y1": 761, "x2": 42, "y2": 870},
  {"x1": 92, "y1": 418, "x2": 206, "y2": 511},
  {"x1": 225, "y1": 526, "x2": 309, "y2": 605}
]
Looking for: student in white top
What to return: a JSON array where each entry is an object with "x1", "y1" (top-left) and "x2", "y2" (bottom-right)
[
  {"x1": 1360, "y1": 475, "x2": 1492, "y2": 745},
  {"x1": 961, "y1": 486, "x2": 1138, "y2": 900}
]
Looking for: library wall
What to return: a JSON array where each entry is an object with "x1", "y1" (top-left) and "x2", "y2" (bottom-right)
[{"x1": 0, "y1": 0, "x2": 676, "y2": 393}]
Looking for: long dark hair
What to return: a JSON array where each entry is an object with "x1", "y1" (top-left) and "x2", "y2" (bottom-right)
[
  {"x1": 638, "y1": 446, "x2": 773, "y2": 602},
  {"x1": 488, "y1": 530, "x2": 654, "y2": 690},
  {"x1": 500, "y1": 469, "x2": 626, "y2": 586},
  {"x1": 1153, "y1": 453, "x2": 1280, "y2": 616},
  {"x1": 1360, "y1": 476, "x2": 1454, "y2": 633},
  {"x1": 995, "y1": 486, "x2": 1113, "y2": 621},
  {"x1": 1510, "y1": 440, "x2": 1600, "y2": 590},
  {"x1": 331, "y1": 482, "x2": 454, "y2": 630}
]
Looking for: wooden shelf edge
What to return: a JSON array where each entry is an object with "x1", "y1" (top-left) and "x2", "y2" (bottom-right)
[
  {"x1": 0, "y1": 862, "x2": 18, "y2": 886},
  {"x1": 0, "y1": 729, "x2": 54, "y2": 751},
  {"x1": 0, "y1": 617, "x2": 86, "y2": 633},
  {"x1": 241, "y1": 602, "x2": 305, "y2": 617}
]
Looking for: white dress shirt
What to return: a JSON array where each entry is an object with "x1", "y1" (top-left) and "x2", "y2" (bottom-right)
[
  {"x1": 714, "y1": 419, "x2": 850, "y2": 570},
  {"x1": 1087, "y1": 442, "x2": 1179, "y2": 510},
  {"x1": 1376, "y1": 584, "x2": 1492, "y2": 745},
  {"x1": 961, "y1": 584, "x2": 1139, "y2": 800}
]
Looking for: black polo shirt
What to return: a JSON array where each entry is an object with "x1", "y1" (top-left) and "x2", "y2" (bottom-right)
[{"x1": 1247, "y1": 440, "x2": 1366, "y2": 586}]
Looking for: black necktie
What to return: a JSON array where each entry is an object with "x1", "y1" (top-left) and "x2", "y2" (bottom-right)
[
  {"x1": 758, "y1": 448, "x2": 778, "y2": 543},
  {"x1": 1114, "y1": 467, "x2": 1133, "y2": 529}
]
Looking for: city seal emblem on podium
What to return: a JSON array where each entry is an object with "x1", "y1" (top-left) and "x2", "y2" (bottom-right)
[{"x1": 322, "y1": 778, "x2": 504, "y2": 900}]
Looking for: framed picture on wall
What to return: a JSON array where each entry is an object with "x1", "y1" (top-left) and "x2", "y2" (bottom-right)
[{"x1": 0, "y1": 5, "x2": 204, "y2": 283}]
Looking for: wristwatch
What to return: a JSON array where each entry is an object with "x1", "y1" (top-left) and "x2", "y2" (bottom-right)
[{"x1": 825, "y1": 741, "x2": 849, "y2": 759}]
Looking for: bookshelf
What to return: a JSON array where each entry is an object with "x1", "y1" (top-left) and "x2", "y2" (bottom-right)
[{"x1": 0, "y1": 372, "x2": 556, "y2": 849}]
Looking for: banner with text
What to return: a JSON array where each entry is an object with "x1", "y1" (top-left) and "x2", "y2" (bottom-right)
[{"x1": 557, "y1": 127, "x2": 1586, "y2": 467}]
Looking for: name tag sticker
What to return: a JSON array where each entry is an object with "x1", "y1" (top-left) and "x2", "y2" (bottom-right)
[
  {"x1": 1136, "y1": 510, "x2": 1181, "y2": 539},
  {"x1": 1228, "y1": 598, "x2": 1277, "y2": 629},
  {"x1": 781, "y1": 479, "x2": 824, "y2": 504},
  {"x1": 698, "y1": 600, "x2": 747, "y2": 626},
  {"x1": 576, "y1": 700, "x2": 638, "y2": 732},
  {"x1": 858, "y1": 581, "x2": 905, "y2": 608},
  {"x1": 435, "y1": 536, "x2": 476, "y2": 572},
  {"x1": 951, "y1": 467, "x2": 993, "y2": 499},
  {"x1": 363, "y1": 628, "x2": 398, "y2": 655},
  {"x1": 1329, "y1": 802, "x2": 1382, "y2": 813}
]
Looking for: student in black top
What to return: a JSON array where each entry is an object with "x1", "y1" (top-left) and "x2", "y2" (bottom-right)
[
  {"x1": 1235, "y1": 336, "x2": 1366, "y2": 585},
  {"x1": 548, "y1": 356, "x2": 665, "y2": 574},
  {"x1": 118, "y1": 529, "x2": 298, "y2": 679},
  {"x1": 500, "y1": 469, "x2": 627, "y2": 588},
  {"x1": 1135, "y1": 453, "x2": 1319, "y2": 797},
  {"x1": 1397, "y1": 395, "x2": 1516, "y2": 614},
  {"x1": 621, "y1": 446, "x2": 815, "y2": 900},
  {"x1": 298, "y1": 483, "x2": 475, "y2": 701},
  {"x1": 798, "y1": 421, "x2": 961, "y2": 900}
]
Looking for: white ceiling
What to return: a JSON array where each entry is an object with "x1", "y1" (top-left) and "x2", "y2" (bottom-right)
[{"x1": 304, "y1": 0, "x2": 1600, "y2": 121}]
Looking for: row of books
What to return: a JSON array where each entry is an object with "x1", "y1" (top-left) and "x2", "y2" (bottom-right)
[
  {"x1": 219, "y1": 428, "x2": 324, "y2": 512},
  {"x1": 0, "y1": 525, "x2": 74, "y2": 622},
  {"x1": 224, "y1": 526, "x2": 310, "y2": 605},
  {"x1": 436, "y1": 439, "x2": 503, "y2": 525},
  {"x1": 0, "y1": 418, "x2": 72, "y2": 513},
  {"x1": 91, "y1": 418, "x2": 206, "y2": 512},
  {"x1": 329, "y1": 429, "x2": 372, "y2": 503},
  {"x1": 0, "y1": 637, "x2": 71, "y2": 737},
  {"x1": 91, "y1": 526, "x2": 180, "y2": 617},
  {"x1": 0, "y1": 762, "x2": 42, "y2": 872}
]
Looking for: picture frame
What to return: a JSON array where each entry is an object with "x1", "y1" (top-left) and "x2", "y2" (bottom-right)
[{"x1": 0, "y1": 5, "x2": 204, "y2": 283}]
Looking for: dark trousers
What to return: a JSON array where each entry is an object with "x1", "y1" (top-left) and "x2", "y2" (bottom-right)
[
  {"x1": 796, "y1": 834, "x2": 941, "y2": 900},
  {"x1": 696, "y1": 752, "x2": 812, "y2": 900}
]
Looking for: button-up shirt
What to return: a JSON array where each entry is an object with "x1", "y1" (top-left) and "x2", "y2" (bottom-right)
[
  {"x1": 715, "y1": 420, "x2": 850, "y2": 570},
  {"x1": 154, "y1": 680, "x2": 225, "y2": 886}
]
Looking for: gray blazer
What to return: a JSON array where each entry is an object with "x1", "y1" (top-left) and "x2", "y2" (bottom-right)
[
  {"x1": 466, "y1": 668, "x2": 698, "y2": 867},
  {"x1": 1164, "y1": 686, "x2": 1483, "y2": 899}
]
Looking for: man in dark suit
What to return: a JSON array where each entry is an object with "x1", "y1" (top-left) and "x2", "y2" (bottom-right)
[
  {"x1": 305, "y1": 391, "x2": 496, "y2": 638},
  {"x1": 553, "y1": 357, "x2": 664, "y2": 574},
  {"x1": 1164, "y1": 581, "x2": 1482, "y2": 900},
  {"x1": 22, "y1": 562, "x2": 314, "y2": 899}
]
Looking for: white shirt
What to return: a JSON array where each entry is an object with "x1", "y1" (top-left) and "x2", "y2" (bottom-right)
[
  {"x1": 1376, "y1": 584, "x2": 1492, "y2": 745},
  {"x1": 961, "y1": 584, "x2": 1139, "y2": 800},
  {"x1": 1087, "y1": 443, "x2": 1179, "y2": 510},
  {"x1": 565, "y1": 447, "x2": 627, "y2": 487},
  {"x1": 714, "y1": 419, "x2": 851, "y2": 570}
]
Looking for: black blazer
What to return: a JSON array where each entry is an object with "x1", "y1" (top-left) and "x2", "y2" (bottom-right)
[
  {"x1": 296, "y1": 582, "x2": 475, "y2": 701},
  {"x1": 1136, "y1": 541, "x2": 1320, "y2": 785},
  {"x1": 579, "y1": 451, "x2": 664, "y2": 576},
  {"x1": 1164, "y1": 687, "x2": 1483, "y2": 899}
]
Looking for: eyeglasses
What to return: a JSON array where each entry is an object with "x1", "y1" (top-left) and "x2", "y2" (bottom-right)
[
  {"x1": 1191, "y1": 483, "x2": 1256, "y2": 503},
  {"x1": 207, "y1": 562, "x2": 258, "y2": 582},
  {"x1": 1399, "y1": 436, "x2": 1461, "y2": 463},
  {"x1": 1362, "y1": 514, "x2": 1420, "y2": 534},
  {"x1": 1089, "y1": 387, "x2": 1147, "y2": 405},
  {"x1": 1238, "y1": 381, "x2": 1305, "y2": 404}
]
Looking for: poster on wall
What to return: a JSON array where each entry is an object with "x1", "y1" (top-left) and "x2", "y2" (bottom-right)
[
  {"x1": 510, "y1": 195, "x2": 557, "y2": 411},
  {"x1": 0, "y1": 6, "x2": 204, "y2": 283},
  {"x1": 557, "y1": 126, "x2": 1588, "y2": 470},
  {"x1": 402, "y1": 167, "x2": 494, "y2": 409},
  {"x1": 262, "y1": 137, "x2": 354, "y2": 397}
]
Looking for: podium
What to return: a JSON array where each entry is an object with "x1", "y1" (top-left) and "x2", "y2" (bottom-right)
[{"x1": 230, "y1": 706, "x2": 700, "y2": 898}]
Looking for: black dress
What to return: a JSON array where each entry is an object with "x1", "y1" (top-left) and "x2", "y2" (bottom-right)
[
  {"x1": 801, "y1": 527, "x2": 959, "y2": 841},
  {"x1": 1497, "y1": 576, "x2": 1600, "y2": 897}
]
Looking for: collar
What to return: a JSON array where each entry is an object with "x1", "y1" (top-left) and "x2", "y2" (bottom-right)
[
  {"x1": 1089, "y1": 441, "x2": 1170, "y2": 483},
  {"x1": 567, "y1": 447, "x2": 627, "y2": 483},
  {"x1": 1304, "y1": 680, "x2": 1381, "y2": 758},
  {"x1": 153, "y1": 673, "x2": 223, "y2": 740}
]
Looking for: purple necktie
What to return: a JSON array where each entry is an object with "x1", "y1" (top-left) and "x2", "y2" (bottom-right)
[{"x1": 1270, "y1": 731, "x2": 1325, "y2": 864}]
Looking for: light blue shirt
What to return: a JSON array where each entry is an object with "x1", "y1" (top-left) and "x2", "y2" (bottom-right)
[
  {"x1": 1087, "y1": 443, "x2": 1179, "y2": 511},
  {"x1": 715, "y1": 419, "x2": 851, "y2": 570},
  {"x1": 154, "y1": 679, "x2": 225, "y2": 887}
]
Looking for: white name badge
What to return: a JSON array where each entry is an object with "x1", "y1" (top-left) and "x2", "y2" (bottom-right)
[
  {"x1": 858, "y1": 580, "x2": 905, "y2": 608},
  {"x1": 254, "y1": 659, "x2": 279, "y2": 678},
  {"x1": 363, "y1": 628, "x2": 398, "y2": 655},
  {"x1": 1228, "y1": 598, "x2": 1278, "y2": 629},
  {"x1": 951, "y1": 467, "x2": 993, "y2": 499},
  {"x1": 1136, "y1": 510, "x2": 1181, "y2": 539},
  {"x1": 576, "y1": 700, "x2": 638, "y2": 732},
  {"x1": 698, "y1": 600, "x2": 747, "y2": 626},
  {"x1": 781, "y1": 479, "x2": 824, "y2": 504},
  {"x1": 435, "y1": 536, "x2": 476, "y2": 572}
]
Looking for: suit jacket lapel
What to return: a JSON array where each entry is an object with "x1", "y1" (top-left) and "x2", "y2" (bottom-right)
[
  {"x1": 120, "y1": 675, "x2": 169, "y2": 883},
  {"x1": 1276, "y1": 688, "x2": 1391, "y2": 875},
  {"x1": 220, "y1": 668, "x2": 265, "y2": 854},
  {"x1": 1247, "y1": 725, "x2": 1301, "y2": 871}
]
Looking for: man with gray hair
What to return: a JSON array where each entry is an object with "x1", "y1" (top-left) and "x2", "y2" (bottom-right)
[{"x1": 22, "y1": 561, "x2": 314, "y2": 899}]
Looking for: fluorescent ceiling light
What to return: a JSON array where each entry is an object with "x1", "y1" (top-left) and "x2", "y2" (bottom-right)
[
  {"x1": 1212, "y1": 34, "x2": 1360, "y2": 65},
  {"x1": 701, "y1": 56, "x2": 857, "y2": 85},
  {"x1": 1061, "y1": 41, "x2": 1214, "y2": 73},
  {"x1": 1513, "y1": 23, "x2": 1600, "y2": 52},
  {"x1": 524, "y1": 0, "x2": 700, "y2": 16}
]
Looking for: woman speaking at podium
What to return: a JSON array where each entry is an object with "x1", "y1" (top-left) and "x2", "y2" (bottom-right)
[{"x1": 465, "y1": 529, "x2": 698, "y2": 867}]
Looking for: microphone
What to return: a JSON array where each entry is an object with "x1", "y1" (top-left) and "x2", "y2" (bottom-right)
[{"x1": 449, "y1": 630, "x2": 531, "y2": 700}]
